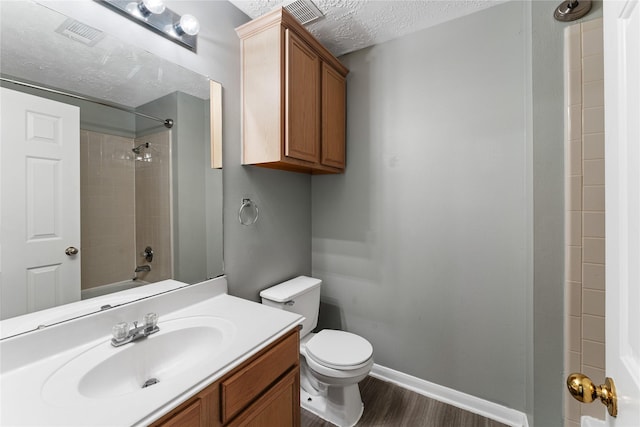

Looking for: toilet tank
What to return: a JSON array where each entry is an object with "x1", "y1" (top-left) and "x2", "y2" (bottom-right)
[{"x1": 260, "y1": 276, "x2": 321, "y2": 338}]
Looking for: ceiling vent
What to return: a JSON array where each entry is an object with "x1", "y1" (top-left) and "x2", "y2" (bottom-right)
[
  {"x1": 283, "y1": 0, "x2": 324, "y2": 25},
  {"x1": 55, "y1": 18, "x2": 105, "y2": 47}
]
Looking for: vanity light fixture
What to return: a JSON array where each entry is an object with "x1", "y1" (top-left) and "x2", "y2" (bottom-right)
[{"x1": 95, "y1": 0, "x2": 199, "y2": 51}]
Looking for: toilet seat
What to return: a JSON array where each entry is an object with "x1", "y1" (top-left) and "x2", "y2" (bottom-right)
[{"x1": 305, "y1": 330, "x2": 373, "y2": 370}]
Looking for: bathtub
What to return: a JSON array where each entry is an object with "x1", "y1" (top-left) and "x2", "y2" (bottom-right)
[{"x1": 81, "y1": 279, "x2": 149, "y2": 300}]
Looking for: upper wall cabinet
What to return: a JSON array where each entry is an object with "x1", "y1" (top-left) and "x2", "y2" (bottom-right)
[{"x1": 236, "y1": 8, "x2": 349, "y2": 174}]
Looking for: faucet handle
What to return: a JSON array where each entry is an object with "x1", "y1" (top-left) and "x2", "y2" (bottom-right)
[
  {"x1": 144, "y1": 312, "x2": 158, "y2": 330},
  {"x1": 112, "y1": 322, "x2": 129, "y2": 341}
]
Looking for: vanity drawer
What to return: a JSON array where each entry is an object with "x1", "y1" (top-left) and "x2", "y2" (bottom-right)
[{"x1": 220, "y1": 328, "x2": 299, "y2": 424}]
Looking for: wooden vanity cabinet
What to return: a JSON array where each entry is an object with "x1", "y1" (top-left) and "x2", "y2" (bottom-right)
[
  {"x1": 236, "y1": 8, "x2": 348, "y2": 174},
  {"x1": 150, "y1": 328, "x2": 300, "y2": 427}
]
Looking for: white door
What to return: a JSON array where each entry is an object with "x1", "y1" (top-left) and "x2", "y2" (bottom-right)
[
  {"x1": 603, "y1": 0, "x2": 640, "y2": 425},
  {"x1": 0, "y1": 88, "x2": 81, "y2": 319}
]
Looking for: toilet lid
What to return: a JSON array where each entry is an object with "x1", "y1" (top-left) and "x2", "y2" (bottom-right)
[{"x1": 305, "y1": 330, "x2": 373, "y2": 369}]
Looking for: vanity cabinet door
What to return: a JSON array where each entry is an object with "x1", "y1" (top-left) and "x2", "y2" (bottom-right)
[
  {"x1": 149, "y1": 382, "x2": 220, "y2": 427},
  {"x1": 220, "y1": 329, "x2": 299, "y2": 423},
  {"x1": 157, "y1": 400, "x2": 202, "y2": 427},
  {"x1": 227, "y1": 367, "x2": 300, "y2": 427}
]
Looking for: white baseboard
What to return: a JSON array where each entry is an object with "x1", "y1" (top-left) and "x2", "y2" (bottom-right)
[{"x1": 370, "y1": 364, "x2": 529, "y2": 427}]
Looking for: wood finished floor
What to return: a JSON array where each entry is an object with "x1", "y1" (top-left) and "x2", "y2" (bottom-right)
[{"x1": 301, "y1": 376, "x2": 509, "y2": 427}]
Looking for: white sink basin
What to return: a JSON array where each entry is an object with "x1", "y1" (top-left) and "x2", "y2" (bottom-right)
[{"x1": 42, "y1": 316, "x2": 235, "y2": 404}]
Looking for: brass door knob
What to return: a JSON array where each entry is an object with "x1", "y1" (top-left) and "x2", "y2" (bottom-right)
[
  {"x1": 65, "y1": 246, "x2": 79, "y2": 256},
  {"x1": 566, "y1": 373, "x2": 617, "y2": 417}
]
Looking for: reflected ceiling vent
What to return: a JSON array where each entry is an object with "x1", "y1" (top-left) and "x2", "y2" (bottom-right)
[
  {"x1": 282, "y1": 0, "x2": 324, "y2": 25},
  {"x1": 55, "y1": 18, "x2": 105, "y2": 47}
]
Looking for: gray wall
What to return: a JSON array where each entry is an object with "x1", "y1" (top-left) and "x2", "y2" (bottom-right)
[
  {"x1": 312, "y1": 0, "x2": 531, "y2": 414},
  {"x1": 531, "y1": 2, "x2": 602, "y2": 426}
]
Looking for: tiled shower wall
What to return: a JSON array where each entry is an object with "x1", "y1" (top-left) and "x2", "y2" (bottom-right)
[
  {"x1": 564, "y1": 18, "x2": 606, "y2": 427},
  {"x1": 80, "y1": 129, "x2": 172, "y2": 291},
  {"x1": 80, "y1": 130, "x2": 136, "y2": 289},
  {"x1": 134, "y1": 131, "x2": 172, "y2": 283}
]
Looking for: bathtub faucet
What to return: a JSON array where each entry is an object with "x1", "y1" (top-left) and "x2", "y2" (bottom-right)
[{"x1": 135, "y1": 265, "x2": 151, "y2": 273}]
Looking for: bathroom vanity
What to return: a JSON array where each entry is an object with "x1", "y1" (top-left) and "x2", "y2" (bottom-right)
[
  {"x1": 0, "y1": 277, "x2": 303, "y2": 426},
  {"x1": 151, "y1": 328, "x2": 299, "y2": 427}
]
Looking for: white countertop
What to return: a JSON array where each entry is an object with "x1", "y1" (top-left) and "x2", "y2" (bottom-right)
[{"x1": 0, "y1": 277, "x2": 303, "y2": 426}]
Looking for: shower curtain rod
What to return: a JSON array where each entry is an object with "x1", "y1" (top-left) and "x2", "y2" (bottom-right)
[{"x1": 0, "y1": 77, "x2": 174, "y2": 129}]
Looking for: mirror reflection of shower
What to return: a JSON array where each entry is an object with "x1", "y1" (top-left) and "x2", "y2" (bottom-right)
[
  {"x1": 132, "y1": 142, "x2": 152, "y2": 162},
  {"x1": 80, "y1": 127, "x2": 173, "y2": 300}
]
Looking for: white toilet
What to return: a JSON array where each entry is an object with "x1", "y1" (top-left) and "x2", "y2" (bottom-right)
[{"x1": 260, "y1": 276, "x2": 374, "y2": 427}]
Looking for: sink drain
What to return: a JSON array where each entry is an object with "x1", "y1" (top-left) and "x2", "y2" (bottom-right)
[{"x1": 142, "y1": 378, "x2": 159, "y2": 388}]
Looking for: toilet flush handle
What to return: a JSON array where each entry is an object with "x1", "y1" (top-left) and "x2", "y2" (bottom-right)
[{"x1": 284, "y1": 300, "x2": 295, "y2": 306}]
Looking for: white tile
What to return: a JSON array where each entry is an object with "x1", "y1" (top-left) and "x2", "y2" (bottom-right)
[
  {"x1": 583, "y1": 80, "x2": 604, "y2": 108},
  {"x1": 566, "y1": 24, "x2": 582, "y2": 70},
  {"x1": 583, "y1": 212, "x2": 605, "y2": 238},
  {"x1": 567, "y1": 139, "x2": 582, "y2": 177},
  {"x1": 567, "y1": 70, "x2": 582, "y2": 106},
  {"x1": 568, "y1": 246, "x2": 582, "y2": 282},
  {"x1": 568, "y1": 176, "x2": 583, "y2": 211},
  {"x1": 583, "y1": 263, "x2": 605, "y2": 290},
  {"x1": 567, "y1": 211, "x2": 582, "y2": 246},
  {"x1": 583, "y1": 159, "x2": 605, "y2": 186},
  {"x1": 583, "y1": 107, "x2": 605, "y2": 134},
  {"x1": 583, "y1": 237, "x2": 605, "y2": 264},
  {"x1": 583, "y1": 54, "x2": 604, "y2": 82},
  {"x1": 568, "y1": 105, "x2": 583, "y2": 140},
  {"x1": 569, "y1": 315, "x2": 582, "y2": 352},
  {"x1": 584, "y1": 289, "x2": 605, "y2": 316},
  {"x1": 583, "y1": 314, "x2": 605, "y2": 342},
  {"x1": 583, "y1": 133, "x2": 605, "y2": 159},
  {"x1": 568, "y1": 351, "x2": 581, "y2": 373},
  {"x1": 581, "y1": 25, "x2": 604, "y2": 57},
  {"x1": 583, "y1": 186, "x2": 605, "y2": 211},
  {"x1": 568, "y1": 281, "x2": 582, "y2": 317},
  {"x1": 582, "y1": 339, "x2": 605, "y2": 369},
  {"x1": 565, "y1": 392, "x2": 582, "y2": 423},
  {"x1": 582, "y1": 18, "x2": 603, "y2": 32},
  {"x1": 582, "y1": 365, "x2": 606, "y2": 388}
]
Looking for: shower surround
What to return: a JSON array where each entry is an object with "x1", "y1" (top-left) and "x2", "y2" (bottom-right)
[
  {"x1": 563, "y1": 18, "x2": 606, "y2": 427},
  {"x1": 80, "y1": 129, "x2": 172, "y2": 295}
]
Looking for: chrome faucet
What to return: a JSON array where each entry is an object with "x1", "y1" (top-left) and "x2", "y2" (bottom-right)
[
  {"x1": 111, "y1": 313, "x2": 159, "y2": 347},
  {"x1": 135, "y1": 265, "x2": 151, "y2": 273}
]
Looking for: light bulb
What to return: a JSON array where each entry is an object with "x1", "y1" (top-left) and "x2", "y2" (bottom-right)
[
  {"x1": 137, "y1": 0, "x2": 165, "y2": 17},
  {"x1": 175, "y1": 14, "x2": 200, "y2": 36},
  {"x1": 143, "y1": 0, "x2": 165, "y2": 14}
]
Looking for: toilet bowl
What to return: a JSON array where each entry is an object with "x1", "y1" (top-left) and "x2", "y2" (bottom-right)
[{"x1": 260, "y1": 276, "x2": 374, "y2": 427}]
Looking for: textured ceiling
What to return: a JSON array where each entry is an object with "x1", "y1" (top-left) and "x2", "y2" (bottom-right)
[
  {"x1": 228, "y1": 0, "x2": 506, "y2": 56},
  {"x1": 0, "y1": 1, "x2": 209, "y2": 108}
]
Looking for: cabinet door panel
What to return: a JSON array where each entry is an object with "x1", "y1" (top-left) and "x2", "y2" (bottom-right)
[
  {"x1": 155, "y1": 399, "x2": 202, "y2": 427},
  {"x1": 227, "y1": 367, "x2": 300, "y2": 427},
  {"x1": 321, "y1": 63, "x2": 346, "y2": 169},
  {"x1": 285, "y1": 29, "x2": 320, "y2": 163}
]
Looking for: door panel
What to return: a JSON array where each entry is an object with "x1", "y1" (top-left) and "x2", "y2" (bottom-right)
[
  {"x1": 603, "y1": 0, "x2": 640, "y2": 425},
  {"x1": 0, "y1": 88, "x2": 81, "y2": 319}
]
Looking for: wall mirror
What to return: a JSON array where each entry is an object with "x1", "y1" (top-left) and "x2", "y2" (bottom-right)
[{"x1": 0, "y1": 1, "x2": 223, "y2": 334}]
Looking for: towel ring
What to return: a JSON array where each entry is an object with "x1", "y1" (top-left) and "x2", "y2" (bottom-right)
[{"x1": 238, "y1": 198, "x2": 259, "y2": 226}]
